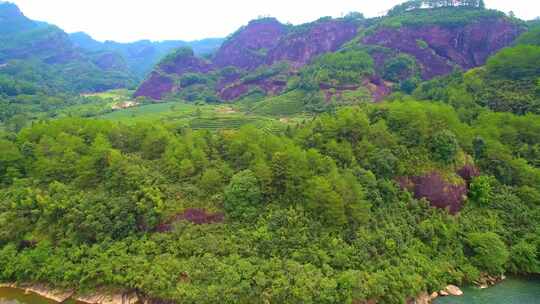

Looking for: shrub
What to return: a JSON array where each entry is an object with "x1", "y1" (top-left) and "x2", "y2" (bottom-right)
[
  {"x1": 468, "y1": 175, "x2": 494, "y2": 204},
  {"x1": 466, "y1": 232, "x2": 509, "y2": 275},
  {"x1": 431, "y1": 130, "x2": 459, "y2": 164},
  {"x1": 508, "y1": 240, "x2": 539, "y2": 274},
  {"x1": 486, "y1": 45, "x2": 540, "y2": 80},
  {"x1": 383, "y1": 54, "x2": 418, "y2": 82},
  {"x1": 224, "y1": 170, "x2": 262, "y2": 220},
  {"x1": 416, "y1": 39, "x2": 428, "y2": 49},
  {"x1": 299, "y1": 50, "x2": 374, "y2": 89}
]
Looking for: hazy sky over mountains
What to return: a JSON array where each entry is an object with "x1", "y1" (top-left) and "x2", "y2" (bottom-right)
[{"x1": 10, "y1": 0, "x2": 539, "y2": 42}]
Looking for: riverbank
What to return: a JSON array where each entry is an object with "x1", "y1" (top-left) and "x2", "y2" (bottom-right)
[
  {"x1": 0, "y1": 283, "x2": 138, "y2": 304},
  {"x1": 3, "y1": 276, "x2": 539, "y2": 304},
  {"x1": 434, "y1": 276, "x2": 540, "y2": 304}
]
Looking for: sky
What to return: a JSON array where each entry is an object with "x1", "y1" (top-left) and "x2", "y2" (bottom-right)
[{"x1": 9, "y1": 0, "x2": 540, "y2": 42}]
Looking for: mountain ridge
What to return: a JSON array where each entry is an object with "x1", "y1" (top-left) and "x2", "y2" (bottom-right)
[
  {"x1": 69, "y1": 32, "x2": 224, "y2": 79},
  {"x1": 0, "y1": 2, "x2": 223, "y2": 92},
  {"x1": 134, "y1": 6, "x2": 524, "y2": 104},
  {"x1": 0, "y1": 2, "x2": 137, "y2": 92},
  {"x1": 134, "y1": 15, "x2": 364, "y2": 100}
]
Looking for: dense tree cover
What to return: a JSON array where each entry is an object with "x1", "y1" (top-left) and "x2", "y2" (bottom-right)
[
  {"x1": 486, "y1": 45, "x2": 540, "y2": 80},
  {"x1": 515, "y1": 25, "x2": 540, "y2": 46},
  {"x1": 0, "y1": 79, "x2": 129, "y2": 131},
  {"x1": 410, "y1": 28, "x2": 540, "y2": 116},
  {"x1": 0, "y1": 3, "x2": 540, "y2": 303},
  {"x1": 0, "y1": 8, "x2": 137, "y2": 94},
  {"x1": 413, "y1": 45, "x2": 540, "y2": 116},
  {"x1": 0, "y1": 58, "x2": 137, "y2": 94},
  {"x1": 381, "y1": 53, "x2": 421, "y2": 94},
  {"x1": 69, "y1": 32, "x2": 224, "y2": 80},
  {"x1": 387, "y1": 0, "x2": 486, "y2": 17},
  {"x1": 381, "y1": 5, "x2": 506, "y2": 29},
  {"x1": 299, "y1": 50, "x2": 374, "y2": 89},
  {"x1": 0, "y1": 98, "x2": 538, "y2": 303}
]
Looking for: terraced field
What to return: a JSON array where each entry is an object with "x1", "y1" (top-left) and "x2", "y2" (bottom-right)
[
  {"x1": 81, "y1": 89, "x2": 311, "y2": 134},
  {"x1": 250, "y1": 90, "x2": 307, "y2": 116},
  {"x1": 98, "y1": 100, "x2": 291, "y2": 134},
  {"x1": 100, "y1": 102, "x2": 197, "y2": 121},
  {"x1": 190, "y1": 115, "x2": 285, "y2": 134}
]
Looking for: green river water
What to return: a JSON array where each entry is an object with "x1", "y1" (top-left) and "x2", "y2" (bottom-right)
[
  {"x1": 434, "y1": 277, "x2": 540, "y2": 304},
  {"x1": 0, "y1": 277, "x2": 539, "y2": 303},
  {"x1": 0, "y1": 288, "x2": 55, "y2": 304},
  {"x1": 0, "y1": 288, "x2": 83, "y2": 304}
]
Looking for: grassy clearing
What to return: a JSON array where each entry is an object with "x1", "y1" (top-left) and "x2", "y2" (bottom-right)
[{"x1": 81, "y1": 89, "x2": 134, "y2": 101}]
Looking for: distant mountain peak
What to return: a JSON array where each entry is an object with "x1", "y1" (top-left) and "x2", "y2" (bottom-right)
[
  {"x1": 0, "y1": 1, "x2": 25, "y2": 17},
  {"x1": 0, "y1": 1, "x2": 36, "y2": 34}
]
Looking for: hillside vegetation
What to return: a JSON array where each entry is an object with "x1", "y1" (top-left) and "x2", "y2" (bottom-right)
[
  {"x1": 0, "y1": 99, "x2": 539, "y2": 303},
  {"x1": 0, "y1": 2, "x2": 539, "y2": 304}
]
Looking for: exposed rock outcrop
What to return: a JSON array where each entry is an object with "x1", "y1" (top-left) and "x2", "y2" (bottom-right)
[
  {"x1": 135, "y1": 72, "x2": 175, "y2": 100},
  {"x1": 219, "y1": 78, "x2": 287, "y2": 101},
  {"x1": 136, "y1": 17, "x2": 360, "y2": 101},
  {"x1": 24, "y1": 285, "x2": 74, "y2": 303},
  {"x1": 443, "y1": 284, "x2": 463, "y2": 296},
  {"x1": 135, "y1": 9, "x2": 523, "y2": 105},
  {"x1": 155, "y1": 208, "x2": 224, "y2": 232},
  {"x1": 213, "y1": 18, "x2": 287, "y2": 70},
  {"x1": 266, "y1": 18, "x2": 359, "y2": 68},
  {"x1": 75, "y1": 291, "x2": 139, "y2": 304},
  {"x1": 397, "y1": 172, "x2": 468, "y2": 214},
  {"x1": 362, "y1": 76, "x2": 392, "y2": 102},
  {"x1": 363, "y1": 17, "x2": 524, "y2": 79},
  {"x1": 475, "y1": 273, "x2": 506, "y2": 289}
]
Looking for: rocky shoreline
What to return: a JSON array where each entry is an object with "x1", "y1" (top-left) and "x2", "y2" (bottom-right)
[
  {"x1": 474, "y1": 274, "x2": 507, "y2": 289},
  {"x1": 410, "y1": 274, "x2": 507, "y2": 304},
  {"x1": 1, "y1": 275, "x2": 508, "y2": 304},
  {"x1": 0, "y1": 283, "x2": 138, "y2": 304},
  {"x1": 410, "y1": 284, "x2": 463, "y2": 304}
]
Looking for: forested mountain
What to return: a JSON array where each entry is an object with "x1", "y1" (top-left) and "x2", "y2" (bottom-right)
[
  {"x1": 135, "y1": 2, "x2": 525, "y2": 110},
  {"x1": 0, "y1": 1, "x2": 539, "y2": 304},
  {"x1": 0, "y1": 2, "x2": 223, "y2": 93},
  {"x1": 0, "y1": 2, "x2": 137, "y2": 93},
  {"x1": 70, "y1": 32, "x2": 224, "y2": 79}
]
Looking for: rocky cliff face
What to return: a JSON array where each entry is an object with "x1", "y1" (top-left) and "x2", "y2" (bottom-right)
[
  {"x1": 135, "y1": 10, "x2": 525, "y2": 102},
  {"x1": 213, "y1": 18, "x2": 287, "y2": 70},
  {"x1": 136, "y1": 17, "x2": 360, "y2": 100},
  {"x1": 266, "y1": 19, "x2": 359, "y2": 68},
  {"x1": 363, "y1": 17, "x2": 524, "y2": 79},
  {"x1": 135, "y1": 72, "x2": 174, "y2": 100}
]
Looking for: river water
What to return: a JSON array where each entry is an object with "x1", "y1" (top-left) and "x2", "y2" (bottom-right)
[
  {"x1": 1, "y1": 277, "x2": 539, "y2": 303},
  {"x1": 0, "y1": 288, "x2": 84, "y2": 304},
  {"x1": 434, "y1": 277, "x2": 540, "y2": 304},
  {"x1": 0, "y1": 287, "x2": 56, "y2": 304}
]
